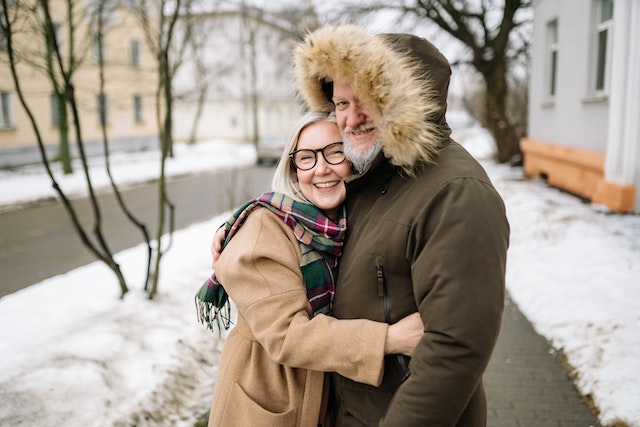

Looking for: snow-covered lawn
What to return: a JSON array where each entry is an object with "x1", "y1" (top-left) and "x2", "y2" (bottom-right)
[{"x1": 1, "y1": 130, "x2": 639, "y2": 426}]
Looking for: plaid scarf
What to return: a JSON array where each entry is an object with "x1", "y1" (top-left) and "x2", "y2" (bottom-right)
[{"x1": 195, "y1": 192, "x2": 346, "y2": 335}]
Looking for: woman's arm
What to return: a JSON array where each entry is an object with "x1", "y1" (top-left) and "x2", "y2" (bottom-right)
[{"x1": 215, "y1": 209, "x2": 422, "y2": 387}]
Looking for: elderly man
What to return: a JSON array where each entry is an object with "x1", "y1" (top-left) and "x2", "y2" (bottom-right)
[{"x1": 293, "y1": 24, "x2": 510, "y2": 426}]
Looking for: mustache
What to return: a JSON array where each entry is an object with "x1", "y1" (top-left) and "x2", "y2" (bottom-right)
[{"x1": 343, "y1": 122, "x2": 375, "y2": 134}]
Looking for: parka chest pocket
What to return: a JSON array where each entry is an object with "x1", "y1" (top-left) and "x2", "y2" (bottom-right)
[{"x1": 372, "y1": 253, "x2": 418, "y2": 323}]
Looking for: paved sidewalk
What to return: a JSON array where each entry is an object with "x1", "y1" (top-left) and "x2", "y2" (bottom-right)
[{"x1": 485, "y1": 295, "x2": 601, "y2": 427}]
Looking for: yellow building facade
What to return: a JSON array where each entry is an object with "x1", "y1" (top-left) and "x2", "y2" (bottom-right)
[{"x1": 0, "y1": 1, "x2": 159, "y2": 166}]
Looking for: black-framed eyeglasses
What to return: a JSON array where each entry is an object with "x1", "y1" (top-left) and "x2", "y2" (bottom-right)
[{"x1": 289, "y1": 142, "x2": 346, "y2": 171}]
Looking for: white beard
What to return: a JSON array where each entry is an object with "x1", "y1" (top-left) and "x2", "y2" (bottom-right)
[{"x1": 343, "y1": 136, "x2": 382, "y2": 173}]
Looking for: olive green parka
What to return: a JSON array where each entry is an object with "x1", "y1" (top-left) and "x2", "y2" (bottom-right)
[{"x1": 294, "y1": 24, "x2": 510, "y2": 427}]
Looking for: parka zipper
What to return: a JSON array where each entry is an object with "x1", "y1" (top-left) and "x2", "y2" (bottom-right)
[
  {"x1": 376, "y1": 264, "x2": 391, "y2": 323},
  {"x1": 376, "y1": 262, "x2": 410, "y2": 375}
]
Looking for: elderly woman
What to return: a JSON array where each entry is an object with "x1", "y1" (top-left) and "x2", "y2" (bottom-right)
[{"x1": 196, "y1": 111, "x2": 421, "y2": 427}]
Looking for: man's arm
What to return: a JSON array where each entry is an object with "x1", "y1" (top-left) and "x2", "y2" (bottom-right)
[{"x1": 381, "y1": 179, "x2": 510, "y2": 426}]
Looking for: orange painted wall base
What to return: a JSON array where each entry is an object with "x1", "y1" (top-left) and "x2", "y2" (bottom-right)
[{"x1": 520, "y1": 138, "x2": 635, "y2": 213}]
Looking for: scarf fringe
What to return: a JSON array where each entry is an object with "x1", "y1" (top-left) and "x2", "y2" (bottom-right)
[{"x1": 195, "y1": 296, "x2": 233, "y2": 338}]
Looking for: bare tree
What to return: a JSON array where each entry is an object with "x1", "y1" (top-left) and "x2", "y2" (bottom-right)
[
  {"x1": 238, "y1": 3, "x2": 314, "y2": 144},
  {"x1": 132, "y1": 0, "x2": 200, "y2": 298},
  {"x1": 240, "y1": 2, "x2": 260, "y2": 146},
  {"x1": 170, "y1": 4, "x2": 233, "y2": 145},
  {"x1": 236, "y1": 3, "x2": 316, "y2": 144},
  {"x1": 185, "y1": 52, "x2": 211, "y2": 144},
  {"x1": 335, "y1": 0, "x2": 532, "y2": 164},
  {"x1": 169, "y1": 1, "x2": 309, "y2": 144},
  {"x1": 405, "y1": 0, "x2": 531, "y2": 163},
  {"x1": 2, "y1": 0, "x2": 129, "y2": 296},
  {"x1": 89, "y1": 0, "x2": 154, "y2": 287},
  {"x1": 2, "y1": 0, "x2": 93, "y2": 174}
]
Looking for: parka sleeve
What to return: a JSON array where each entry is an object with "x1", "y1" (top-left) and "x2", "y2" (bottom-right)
[
  {"x1": 215, "y1": 208, "x2": 389, "y2": 387},
  {"x1": 381, "y1": 178, "x2": 510, "y2": 426}
]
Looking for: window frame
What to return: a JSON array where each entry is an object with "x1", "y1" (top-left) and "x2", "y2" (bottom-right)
[
  {"x1": 130, "y1": 39, "x2": 140, "y2": 68},
  {"x1": 0, "y1": 15, "x2": 7, "y2": 52},
  {"x1": 50, "y1": 93, "x2": 60, "y2": 128},
  {"x1": 133, "y1": 95, "x2": 143, "y2": 123},
  {"x1": 0, "y1": 91, "x2": 14, "y2": 129},
  {"x1": 97, "y1": 93, "x2": 108, "y2": 126},
  {"x1": 45, "y1": 22, "x2": 63, "y2": 59},
  {"x1": 591, "y1": 0, "x2": 614, "y2": 96},
  {"x1": 92, "y1": 31, "x2": 105, "y2": 64},
  {"x1": 545, "y1": 18, "x2": 559, "y2": 99}
]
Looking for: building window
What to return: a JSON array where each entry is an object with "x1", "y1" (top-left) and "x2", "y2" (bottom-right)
[
  {"x1": 133, "y1": 95, "x2": 143, "y2": 123},
  {"x1": 546, "y1": 19, "x2": 559, "y2": 98},
  {"x1": 131, "y1": 39, "x2": 140, "y2": 67},
  {"x1": 0, "y1": 92, "x2": 13, "y2": 129},
  {"x1": 0, "y1": 16, "x2": 7, "y2": 51},
  {"x1": 97, "y1": 94, "x2": 108, "y2": 126},
  {"x1": 92, "y1": 32, "x2": 105, "y2": 64},
  {"x1": 46, "y1": 22, "x2": 63, "y2": 58},
  {"x1": 593, "y1": 0, "x2": 614, "y2": 93},
  {"x1": 51, "y1": 93, "x2": 60, "y2": 127}
]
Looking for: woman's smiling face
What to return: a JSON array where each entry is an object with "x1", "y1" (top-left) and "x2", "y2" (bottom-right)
[{"x1": 294, "y1": 121, "x2": 352, "y2": 219}]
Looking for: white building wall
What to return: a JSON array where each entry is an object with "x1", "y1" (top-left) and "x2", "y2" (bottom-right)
[
  {"x1": 173, "y1": 99, "x2": 302, "y2": 143},
  {"x1": 529, "y1": 0, "x2": 640, "y2": 211},
  {"x1": 171, "y1": 12, "x2": 301, "y2": 144},
  {"x1": 529, "y1": 0, "x2": 609, "y2": 152}
]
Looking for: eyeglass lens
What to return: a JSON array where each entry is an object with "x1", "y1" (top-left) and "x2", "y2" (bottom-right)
[{"x1": 291, "y1": 142, "x2": 345, "y2": 170}]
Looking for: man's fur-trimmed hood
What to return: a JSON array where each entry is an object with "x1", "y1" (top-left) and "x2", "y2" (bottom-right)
[{"x1": 294, "y1": 24, "x2": 452, "y2": 173}]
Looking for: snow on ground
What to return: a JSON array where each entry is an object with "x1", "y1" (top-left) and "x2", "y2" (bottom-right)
[
  {"x1": 0, "y1": 140, "x2": 256, "y2": 210},
  {"x1": 0, "y1": 130, "x2": 639, "y2": 426}
]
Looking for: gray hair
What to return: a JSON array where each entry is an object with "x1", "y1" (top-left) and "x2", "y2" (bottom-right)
[{"x1": 271, "y1": 111, "x2": 337, "y2": 202}]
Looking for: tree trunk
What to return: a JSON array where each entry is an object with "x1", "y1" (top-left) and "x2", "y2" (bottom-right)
[
  {"x1": 55, "y1": 91, "x2": 74, "y2": 174},
  {"x1": 188, "y1": 85, "x2": 207, "y2": 144},
  {"x1": 148, "y1": 47, "x2": 176, "y2": 299},
  {"x1": 482, "y1": 62, "x2": 522, "y2": 163}
]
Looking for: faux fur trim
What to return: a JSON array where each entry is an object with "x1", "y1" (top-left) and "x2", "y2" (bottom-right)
[{"x1": 294, "y1": 24, "x2": 445, "y2": 173}]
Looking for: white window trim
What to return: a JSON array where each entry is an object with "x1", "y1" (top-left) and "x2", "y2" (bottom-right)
[{"x1": 589, "y1": 0, "x2": 614, "y2": 98}]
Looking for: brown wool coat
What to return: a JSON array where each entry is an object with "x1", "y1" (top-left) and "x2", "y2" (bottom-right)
[
  {"x1": 295, "y1": 24, "x2": 510, "y2": 426},
  {"x1": 208, "y1": 208, "x2": 390, "y2": 427}
]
